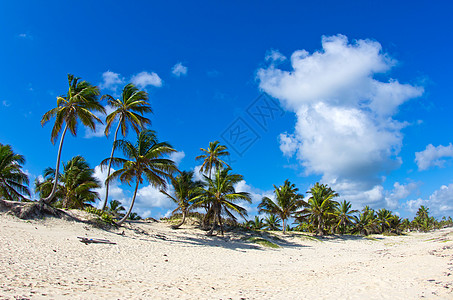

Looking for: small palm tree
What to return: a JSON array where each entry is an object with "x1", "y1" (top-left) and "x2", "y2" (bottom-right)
[
  {"x1": 108, "y1": 200, "x2": 126, "y2": 219},
  {"x1": 196, "y1": 141, "x2": 230, "y2": 178},
  {"x1": 194, "y1": 168, "x2": 251, "y2": 236},
  {"x1": 128, "y1": 212, "x2": 142, "y2": 220},
  {"x1": 334, "y1": 200, "x2": 358, "y2": 234},
  {"x1": 263, "y1": 214, "x2": 282, "y2": 231},
  {"x1": 101, "y1": 129, "x2": 178, "y2": 226},
  {"x1": 299, "y1": 182, "x2": 339, "y2": 236},
  {"x1": 100, "y1": 83, "x2": 152, "y2": 211},
  {"x1": 259, "y1": 180, "x2": 305, "y2": 234},
  {"x1": 376, "y1": 208, "x2": 393, "y2": 233},
  {"x1": 246, "y1": 216, "x2": 265, "y2": 230},
  {"x1": 41, "y1": 74, "x2": 104, "y2": 203},
  {"x1": 35, "y1": 156, "x2": 101, "y2": 209},
  {"x1": 0, "y1": 143, "x2": 30, "y2": 201},
  {"x1": 160, "y1": 171, "x2": 204, "y2": 229},
  {"x1": 352, "y1": 207, "x2": 377, "y2": 236}
]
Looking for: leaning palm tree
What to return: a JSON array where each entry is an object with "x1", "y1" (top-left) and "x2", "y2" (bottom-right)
[
  {"x1": 334, "y1": 200, "x2": 358, "y2": 234},
  {"x1": 196, "y1": 141, "x2": 230, "y2": 178},
  {"x1": 160, "y1": 170, "x2": 204, "y2": 229},
  {"x1": 101, "y1": 129, "x2": 178, "y2": 226},
  {"x1": 258, "y1": 179, "x2": 305, "y2": 234},
  {"x1": 100, "y1": 83, "x2": 152, "y2": 211},
  {"x1": 299, "y1": 182, "x2": 339, "y2": 236},
  {"x1": 0, "y1": 143, "x2": 30, "y2": 201},
  {"x1": 41, "y1": 74, "x2": 104, "y2": 203},
  {"x1": 108, "y1": 200, "x2": 126, "y2": 219},
  {"x1": 194, "y1": 168, "x2": 251, "y2": 236}
]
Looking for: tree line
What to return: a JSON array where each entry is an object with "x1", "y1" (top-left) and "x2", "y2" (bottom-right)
[{"x1": 0, "y1": 74, "x2": 451, "y2": 236}]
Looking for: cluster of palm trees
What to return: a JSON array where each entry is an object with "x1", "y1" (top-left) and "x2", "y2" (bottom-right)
[{"x1": 1, "y1": 73, "x2": 452, "y2": 236}]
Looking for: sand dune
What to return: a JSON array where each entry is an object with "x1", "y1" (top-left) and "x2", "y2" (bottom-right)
[{"x1": 1, "y1": 212, "x2": 452, "y2": 299}]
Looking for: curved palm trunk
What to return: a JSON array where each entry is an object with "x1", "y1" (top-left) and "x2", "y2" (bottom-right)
[
  {"x1": 116, "y1": 179, "x2": 140, "y2": 226},
  {"x1": 171, "y1": 209, "x2": 187, "y2": 229},
  {"x1": 42, "y1": 124, "x2": 68, "y2": 204},
  {"x1": 101, "y1": 119, "x2": 122, "y2": 211}
]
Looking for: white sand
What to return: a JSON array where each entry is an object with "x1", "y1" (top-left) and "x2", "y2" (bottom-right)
[{"x1": 1, "y1": 212, "x2": 452, "y2": 299}]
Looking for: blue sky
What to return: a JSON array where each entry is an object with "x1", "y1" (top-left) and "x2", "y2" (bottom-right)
[{"x1": 1, "y1": 1, "x2": 452, "y2": 220}]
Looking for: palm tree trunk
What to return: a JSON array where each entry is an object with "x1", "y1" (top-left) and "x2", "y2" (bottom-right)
[
  {"x1": 171, "y1": 209, "x2": 186, "y2": 229},
  {"x1": 218, "y1": 212, "x2": 224, "y2": 236},
  {"x1": 116, "y1": 179, "x2": 140, "y2": 226},
  {"x1": 42, "y1": 124, "x2": 68, "y2": 204},
  {"x1": 101, "y1": 119, "x2": 122, "y2": 211},
  {"x1": 207, "y1": 204, "x2": 218, "y2": 236},
  {"x1": 282, "y1": 218, "x2": 286, "y2": 234}
]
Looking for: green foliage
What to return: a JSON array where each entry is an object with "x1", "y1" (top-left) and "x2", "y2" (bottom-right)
[
  {"x1": 247, "y1": 237, "x2": 280, "y2": 248},
  {"x1": 0, "y1": 143, "x2": 30, "y2": 201},
  {"x1": 85, "y1": 206, "x2": 115, "y2": 225}
]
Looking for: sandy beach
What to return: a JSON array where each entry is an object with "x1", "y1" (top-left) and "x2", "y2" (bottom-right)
[{"x1": 1, "y1": 212, "x2": 452, "y2": 299}]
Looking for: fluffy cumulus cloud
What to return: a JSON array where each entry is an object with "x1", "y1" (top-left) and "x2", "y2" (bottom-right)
[
  {"x1": 92, "y1": 165, "x2": 126, "y2": 208},
  {"x1": 171, "y1": 62, "x2": 188, "y2": 77},
  {"x1": 131, "y1": 71, "x2": 162, "y2": 88},
  {"x1": 257, "y1": 34, "x2": 423, "y2": 207},
  {"x1": 99, "y1": 71, "x2": 124, "y2": 91},
  {"x1": 265, "y1": 49, "x2": 287, "y2": 64},
  {"x1": 405, "y1": 184, "x2": 453, "y2": 217},
  {"x1": 169, "y1": 151, "x2": 185, "y2": 166},
  {"x1": 415, "y1": 144, "x2": 453, "y2": 171}
]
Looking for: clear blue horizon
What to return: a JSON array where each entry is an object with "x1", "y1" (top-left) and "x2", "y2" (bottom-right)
[{"x1": 1, "y1": 1, "x2": 452, "y2": 220}]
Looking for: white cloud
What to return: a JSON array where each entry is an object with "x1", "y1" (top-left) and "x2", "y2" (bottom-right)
[
  {"x1": 265, "y1": 49, "x2": 287, "y2": 64},
  {"x1": 99, "y1": 71, "x2": 124, "y2": 91},
  {"x1": 415, "y1": 144, "x2": 453, "y2": 171},
  {"x1": 234, "y1": 180, "x2": 274, "y2": 218},
  {"x1": 18, "y1": 33, "x2": 33, "y2": 40},
  {"x1": 169, "y1": 151, "x2": 185, "y2": 166},
  {"x1": 404, "y1": 184, "x2": 453, "y2": 217},
  {"x1": 384, "y1": 182, "x2": 418, "y2": 209},
  {"x1": 2, "y1": 100, "x2": 10, "y2": 107},
  {"x1": 257, "y1": 34, "x2": 423, "y2": 207},
  {"x1": 171, "y1": 62, "x2": 188, "y2": 77},
  {"x1": 136, "y1": 184, "x2": 175, "y2": 209},
  {"x1": 93, "y1": 165, "x2": 126, "y2": 208},
  {"x1": 131, "y1": 71, "x2": 162, "y2": 88}
]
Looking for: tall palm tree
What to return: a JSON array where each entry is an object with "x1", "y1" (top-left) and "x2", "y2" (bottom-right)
[
  {"x1": 194, "y1": 168, "x2": 251, "y2": 236},
  {"x1": 334, "y1": 200, "x2": 358, "y2": 234},
  {"x1": 258, "y1": 179, "x2": 305, "y2": 234},
  {"x1": 263, "y1": 214, "x2": 282, "y2": 231},
  {"x1": 0, "y1": 143, "x2": 30, "y2": 201},
  {"x1": 35, "y1": 155, "x2": 101, "y2": 209},
  {"x1": 41, "y1": 74, "x2": 104, "y2": 204},
  {"x1": 300, "y1": 182, "x2": 339, "y2": 236},
  {"x1": 196, "y1": 141, "x2": 230, "y2": 178},
  {"x1": 101, "y1": 129, "x2": 178, "y2": 226},
  {"x1": 160, "y1": 170, "x2": 204, "y2": 229},
  {"x1": 100, "y1": 83, "x2": 152, "y2": 211}
]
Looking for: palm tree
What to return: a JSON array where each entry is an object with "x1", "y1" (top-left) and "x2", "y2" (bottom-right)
[
  {"x1": 196, "y1": 141, "x2": 230, "y2": 178},
  {"x1": 334, "y1": 200, "x2": 358, "y2": 234},
  {"x1": 352, "y1": 207, "x2": 377, "y2": 236},
  {"x1": 263, "y1": 214, "x2": 282, "y2": 231},
  {"x1": 376, "y1": 208, "x2": 393, "y2": 233},
  {"x1": 35, "y1": 156, "x2": 101, "y2": 209},
  {"x1": 246, "y1": 216, "x2": 265, "y2": 230},
  {"x1": 128, "y1": 212, "x2": 142, "y2": 220},
  {"x1": 101, "y1": 129, "x2": 178, "y2": 226},
  {"x1": 194, "y1": 168, "x2": 251, "y2": 236},
  {"x1": 41, "y1": 74, "x2": 104, "y2": 204},
  {"x1": 258, "y1": 179, "x2": 305, "y2": 234},
  {"x1": 160, "y1": 171, "x2": 204, "y2": 229},
  {"x1": 100, "y1": 83, "x2": 152, "y2": 211},
  {"x1": 0, "y1": 143, "x2": 30, "y2": 201},
  {"x1": 108, "y1": 200, "x2": 126, "y2": 219},
  {"x1": 416, "y1": 205, "x2": 429, "y2": 220},
  {"x1": 300, "y1": 182, "x2": 339, "y2": 236}
]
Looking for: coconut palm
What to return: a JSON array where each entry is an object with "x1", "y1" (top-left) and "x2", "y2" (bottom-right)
[
  {"x1": 160, "y1": 170, "x2": 204, "y2": 229},
  {"x1": 101, "y1": 129, "x2": 178, "y2": 226},
  {"x1": 416, "y1": 205, "x2": 429, "y2": 220},
  {"x1": 108, "y1": 200, "x2": 126, "y2": 219},
  {"x1": 194, "y1": 168, "x2": 251, "y2": 236},
  {"x1": 196, "y1": 141, "x2": 230, "y2": 178},
  {"x1": 300, "y1": 182, "x2": 339, "y2": 236},
  {"x1": 100, "y1": 83, "x2": 152, "y2": 211},
  {"x1": 352, "y1": 207, "x2": 377, "y2": 236},
  {"x1": 128, "y1": 212, "x2": 142, "y2": 220},
  {"x1": 0, "y1": 143, "x2": 30, "y2": 201},
  {"x1": 258, "y1": 179, "x2": 305, "y2": 234},
  {"x1": 334, "y1": 200, "x2": 358, "y2": 234},
  {"x1": 246, "y1": 216, "x2": 265, "y2": 230},
  {"x1": 41, "y1": 74, "x2": 104, "y2": 203},
  {"x1": 263, "y1": 214, "x2": 282, "y2": 231},
  {"x1": 376, "y1": 208, "x2": 393, "y2": 233},
  {"x1": 35, "y1": 156, "x2": 101, "y2": 209}
]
